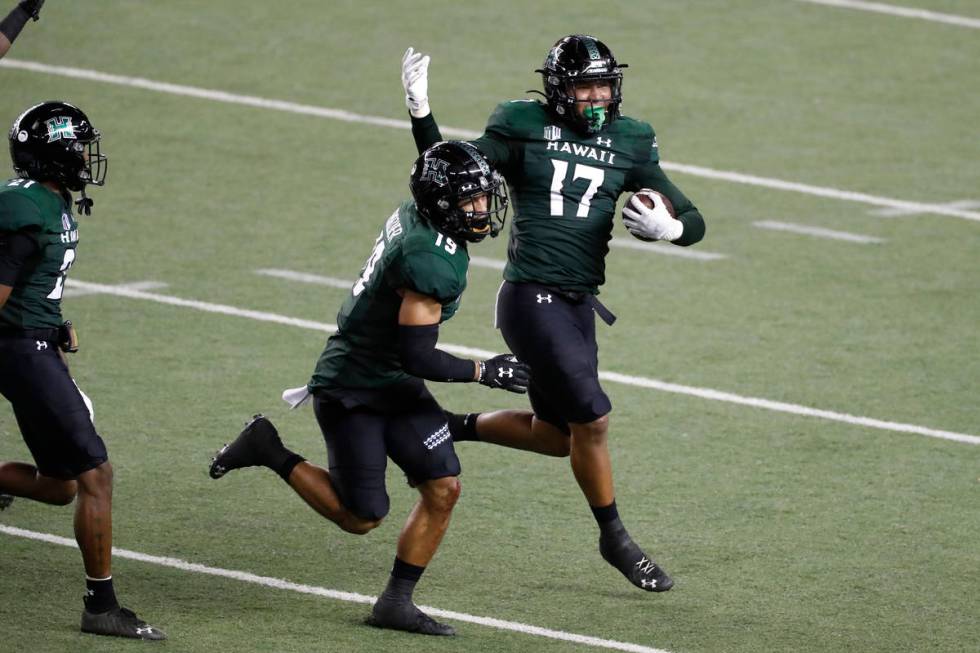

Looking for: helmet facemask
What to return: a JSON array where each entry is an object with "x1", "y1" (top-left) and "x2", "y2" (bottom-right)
[
  {"x1": 445, "y1": 171, "x2": 509, "y2": 242},
  {"x1": 536, "y1": 35, "x2": 627, "y2": 135},
  {"x1": 411, "y1": 142, "x2": 510, "y2": 243}
]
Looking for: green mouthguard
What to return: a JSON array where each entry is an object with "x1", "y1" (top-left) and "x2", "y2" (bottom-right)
[{"x1": 583, "y1": 105, "x2": 606, "y2": 128}]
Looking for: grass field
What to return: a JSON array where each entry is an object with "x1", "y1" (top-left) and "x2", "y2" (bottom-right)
[{"x1": 1, "y1": 1, "x2": 978, "y2": 652}]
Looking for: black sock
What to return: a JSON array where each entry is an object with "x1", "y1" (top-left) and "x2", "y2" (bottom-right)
[
  {"x1": 273, "y1": 452, "x2": 305, "y2": 482},
  {"x1": 84, "y1": 576, "x2": 119, "y2": 614},
  {"x1": 379, "y1": 557, "x2": 425, "y2": 604},
  {"x1": 591, "y1": 501, "x2": 627, "y2": 538},
  {"x1": 446, "y1": 412, "x2": 480, "y2": 442}
]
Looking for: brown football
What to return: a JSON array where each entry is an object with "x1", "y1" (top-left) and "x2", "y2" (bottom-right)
[{"x1": 628, "y1": 189, "x2": 674, "y2": 216}]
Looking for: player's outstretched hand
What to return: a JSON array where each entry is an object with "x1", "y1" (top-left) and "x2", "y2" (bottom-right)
[
  {"x1": 622, "y1": 192, "x2": 683, "y2": 242},
  {"x1": 478, "y1": 354, "x2": 530, "y2": 394},
  {"x1": 401, "y1": 47, "x2": 431, "y2": 118},
  {"x1": 20, "y1": 0, "x2": 44, "y2": 20}
]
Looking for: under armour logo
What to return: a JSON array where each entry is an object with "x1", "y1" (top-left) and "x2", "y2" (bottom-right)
[
  {"x1": 536, "y1": 294, "x2": 552, "y2": 304},
  {"x1": 641, "y1": 579, "x2": 658, "y2": 589},
  {"x1": 596, "y1": 136, "x2": 612, "y2": 147},
  {"x1": 498, "y1": 367, "x2": 514, "y2": 378},
  {"x1": 136, "y1": 626, "x2": 155, "y2": 635},
  {"x1": 36, "y1": 340, "x2": 48, "y2": 351}
]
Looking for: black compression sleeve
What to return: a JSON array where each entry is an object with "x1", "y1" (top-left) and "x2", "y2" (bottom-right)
[
  {"x1": 0, "y1": 230, "x2": 39, "y2": 285},
  {"x1": 0, "y1": 4, "x2": 29, "y2": 42},
  {"x1": 398, "y1": 324, "x2": 476, "y2": 383},
  {"x1": 410, "y1": 114, "x2": 443, "y2": 154}
]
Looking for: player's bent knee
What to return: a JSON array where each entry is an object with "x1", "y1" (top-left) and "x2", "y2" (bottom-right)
[
  {"x1": 571, "y1": 415, "x2": 610, "y2": 446},
  {"x1": 51, "y1": 480, "x2": 78, "y2": 505},
  {"x1": 421, "y1": 476, "x2": 461, "y2": 514},
  {"x1": 341, "y1": 515, "x2": 383, "y2": 535},
  {"x1": 76, "y1": 461, "x2": 113, "y2": 497}
]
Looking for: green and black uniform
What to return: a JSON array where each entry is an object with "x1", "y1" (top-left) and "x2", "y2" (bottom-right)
[
  {"x1": 307, "y1": 202, "x2": 468, "y2": 520},
  {"x1": 411, "y1": 100, "x2": 706, "y2": 424},
  {"x1": 0, "y1": 177, "x2": 106, "y2": 479}
]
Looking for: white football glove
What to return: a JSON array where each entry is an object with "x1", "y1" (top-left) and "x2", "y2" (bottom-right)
[
  {"x1": 622, "y1": 192, "x2": 684, "y2": 242},
  {"x1": 401, "y1": 47, "x2": 431, "y2": 118}
]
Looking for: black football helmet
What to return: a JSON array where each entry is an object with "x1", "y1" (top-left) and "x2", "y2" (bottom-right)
[
  {"x1": 535, "y1": 35, "x2": 627, "y2": 134},
  {"x1": 8, "y1": 101, "x2": 107, "y2": 192},
  {"x1": 409, "y1": 141, "x2": 508, "y2": 243}
]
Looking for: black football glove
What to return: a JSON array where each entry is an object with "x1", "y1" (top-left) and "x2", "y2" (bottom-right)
[
  {"x1": 478, "y1": 354, "x2": 530, "y2": 394},
  {"x1": 19, "y1": 0, "x2": 44, "y2": 20}
]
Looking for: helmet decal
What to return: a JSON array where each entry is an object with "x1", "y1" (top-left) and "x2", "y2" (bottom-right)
[{"x1": 44, "y1": 117, "x2": 76, "y2": 142}]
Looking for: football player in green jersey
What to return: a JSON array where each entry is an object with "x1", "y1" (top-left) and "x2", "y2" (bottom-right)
[
  {"x1": 210, "y1": 142, "x2": 547, "y2": 636},
  {"x1": 0, "y1": 1, "x2": 44, "y2": 58},
  {"x1": 0, "y1": 101, "x2": 165, "y2": 639},
  {"x1": 401, "y1": 35, "x2": 709, "y2": 593}
]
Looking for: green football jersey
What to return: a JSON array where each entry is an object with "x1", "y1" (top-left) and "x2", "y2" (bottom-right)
[
  {"x1": 474, "y1": 100, "x2": 659, "y2": 293},
  {"x1": 0, "y1": 178, "x2": 78, "y2": 330},
  {"x1": 310, "y1": 201, "x2": 470, "y2": 390}
]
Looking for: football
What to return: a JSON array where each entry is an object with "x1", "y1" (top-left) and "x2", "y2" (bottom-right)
[
  {"x1": 623, "y1": 189, "x2": 676, "y2": 241},
  {"x1": 627, "y1": 189, "x2": 674, "y2": 216}
]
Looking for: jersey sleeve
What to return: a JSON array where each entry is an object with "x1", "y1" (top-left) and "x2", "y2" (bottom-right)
[
  {"x1": 0, "y1": 191, "x2": 45, "y2": 233},
  {"x1": 398, "y1": 251, "x2": 464, "y2": 303}
]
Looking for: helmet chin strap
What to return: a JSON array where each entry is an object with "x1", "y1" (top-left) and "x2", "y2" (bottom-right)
[{"x1": 74, "y1": 188, "x2": 94, "y2": 215}]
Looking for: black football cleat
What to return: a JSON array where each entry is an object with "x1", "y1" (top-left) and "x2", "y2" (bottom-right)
[
  {"x1": 0, "y1": 493, "x2": 13, "y2": 511},
  {"x1": 81, "y1": 605, "x2": 166, "y2": 640},
  {"x1": 599, "y1": 531, "x2": 674, "y2": 592},
  {"x1": 366, "y1": 599, "x2": 456, "y2": 636},
  {"x1": 209, "y1": 414, "x2": 284, "y2": 479}
]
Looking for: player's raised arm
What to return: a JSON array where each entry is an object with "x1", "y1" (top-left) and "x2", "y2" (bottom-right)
[
  {"x1": 0, "y1": 1, "x2": 44, "y2": 58},
  {"x1": 402, "y1": 47, "x2": 443, "y2": 152}
]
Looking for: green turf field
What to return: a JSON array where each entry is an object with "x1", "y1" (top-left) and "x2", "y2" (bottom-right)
[{"x1": 2, "y1": 1, "x2": 978, "y2": 651}]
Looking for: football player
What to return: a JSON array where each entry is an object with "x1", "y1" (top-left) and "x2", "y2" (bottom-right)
[
  {"x1": 209, "y1": 142, "x2": 540, "y2": 636},
  {"x1": 0, "y1": 1, "x2": 44, "y2": 58},
  {"x1": 0, "y1": 101, "x2": 165, "y2": 639},
  {"x1": 400, "y1": 35, "x2": 709, "y2": 593}
]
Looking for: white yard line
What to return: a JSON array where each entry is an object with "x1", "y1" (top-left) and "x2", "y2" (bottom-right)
[
  {"x1": 62, "y1": 280, "x2": 167, "y2": 298},
  {"x1": 870, "y1": 199, "x2": 980, "y2": 217},
  {"x1": 753, "y1": 220, "x2": 885, "y2": 243},
  {"x1": 64, "y1": 279, "x2": 980, "y2": 445},
  {"x1": 3, "y1": 58, "x2": 979, "y2": 223},
  {"x1": 609, "y1": 237, "x2": 728, "y2": 260},
  {"x1": 256, "y1": 268, "x2": 352, "y2": 289},
  {"x1": 795, "y1": 0, "x2": 980, "y2": 29},
  {"x1": 468, "y1": 256, "x2": 507, "y2": 271},
  {"x1": 0, "y1": 525, "x2": 671, "y2": 653}
]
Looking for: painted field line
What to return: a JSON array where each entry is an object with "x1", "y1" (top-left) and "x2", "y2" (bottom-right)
[
  {"x1": 256, "y1": 268, "x2": 352, "y2": 289},
  {"x1": 3, "y1": 58, "x2": 979, "y2": 224},
  {"x1": 0, "y1": 525, "x2": 670, "y2": 653},
  {"x1": 469, "y1": 255, "x2": 506, "y2": 271},
  {"x1": 64, "y1": 280, "x2": 167, "y2": 299},
  {"x1": 64, "y1": 279, "x2": 980, "y2": 445},
  {"x1": 609, "y1": 237, "x2": 728, "y2": 260},
  {"x1": 753, "y1": 220, "x2": 884, "y2": 244},
  {"x1": 796, "y1": 0, "x2": 980, "y2": 29}
]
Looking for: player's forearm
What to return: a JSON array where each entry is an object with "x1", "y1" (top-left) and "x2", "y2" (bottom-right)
[
  {"x1": 0, "y1": 3, "x2": 30, "y2": 49},
  {"x1": 398, "y1": 323, "x2": 478, "y2": 382},
  {"x1": 411, "y1": 114, "x2": 443, "y2": 154},
  {"x1": 0, "y1": 283, "x2": 11, "y2": 310},
  {"x1": 673, "y1": 208, "x2": 705, "y2": 246},
  {"x1": 629, "y1": 161, "x2": 705, "y2": 245}
]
